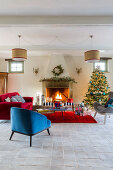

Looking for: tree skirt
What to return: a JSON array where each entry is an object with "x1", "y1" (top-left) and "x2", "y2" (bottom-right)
[{"x1": 43, "y1": 111, "x2": 97, "y2": 123}]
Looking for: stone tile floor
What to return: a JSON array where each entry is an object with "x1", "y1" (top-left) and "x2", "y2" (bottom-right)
[{"x1": 0, "y1": 113, "x2": 113, "y2": 170}]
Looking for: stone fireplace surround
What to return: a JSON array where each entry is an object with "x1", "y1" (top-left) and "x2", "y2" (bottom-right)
[{"x1": 42, "y1": 80, "x2": 73, "y2": 102}]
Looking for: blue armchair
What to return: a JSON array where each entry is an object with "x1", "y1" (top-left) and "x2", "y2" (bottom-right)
[{"x1": 9, "y1": 107, "x2": 51, "y2": 146}]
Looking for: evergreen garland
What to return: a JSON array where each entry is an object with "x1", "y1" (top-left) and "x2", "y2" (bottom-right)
[
  {"x1": 40, "y1": 64, "x2": 76, "y2": 83},
  {"x1": 52, "y1": 65, "x2": 64, "y2": 77},
  {"x1": 40, "y1": 76, "x2": 76, "y2": 83}
]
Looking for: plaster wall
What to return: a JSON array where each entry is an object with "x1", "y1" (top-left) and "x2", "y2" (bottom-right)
[{"x1": 0, "y1": 55, "x2": 113, "y2": 104}]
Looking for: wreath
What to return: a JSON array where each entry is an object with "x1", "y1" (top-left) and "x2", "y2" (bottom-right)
[{"x1": 52, "y1": 65, "x2": 64, "y2": 77}]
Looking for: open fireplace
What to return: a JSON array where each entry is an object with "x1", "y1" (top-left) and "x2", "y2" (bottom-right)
[
  {"x1": 46, "y1": 88, "x2": 69, "y2": 102},
  {"x1": 42, "y1": 80, "x2": 73, "y2": 103}
]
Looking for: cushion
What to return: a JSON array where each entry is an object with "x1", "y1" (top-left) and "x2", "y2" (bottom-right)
[
  {"x1": 105, "y1": 98, "x2": 113, "y2": 107},
  {"x1": 0, "y1": 92, "x2": 19, "y2": 102},
  {"x1": 13, "y1": 95, "x2": 25, "y2": 103},
  {"x1": 108, "y1": 104, "x2": 113, "y2": 108},
  {"x1": 5, "y1": 97, "x2": 11, "y2": 102},
  {"x1": 11, "y1": 97, "x2": 18, "y2": 102}
]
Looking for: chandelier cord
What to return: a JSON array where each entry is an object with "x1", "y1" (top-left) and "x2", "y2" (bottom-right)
[
  {"x1": 18, "y1": 35, "x2": 21, "y2": 48},
  {"x1": 21, "y1": 36, "x2": 90, "y2": 47},
  {"x1": 90, "y1": 35, "x2": 94, "y2": 50},
  {"x1": 21, "y1": 37, "x2": 59, "y2": 46},
  {"x1": 57, "y1": 36, "x2": 89, "y2": 46}
]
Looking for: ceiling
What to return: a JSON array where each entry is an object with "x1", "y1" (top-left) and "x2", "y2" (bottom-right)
[
  {"x1": 0, "y1": 25, "x2": 113, "y2": 58},
  {"x1": 0, "y1": 1, "x2": 113, "y2": 58},
  {"x1": 0, "y1": 0, "x2": 113, "y2": 16}
]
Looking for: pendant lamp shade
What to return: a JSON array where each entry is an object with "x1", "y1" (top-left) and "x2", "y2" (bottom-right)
[
  {"x1": 12, "y1": 48, "x2": 27, "y2": 61},
  {"x1": 85, "y1": 50, "x2": 100, "y2": 63},
  {"x1": 12, "y1": 35, "x2": 27, "y2": 61}
]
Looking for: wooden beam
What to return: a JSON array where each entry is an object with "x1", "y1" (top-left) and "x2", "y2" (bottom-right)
[
  {"x1": 0, "y1": 16, "x2": 113, "y2": 25},
  {"x1": 100, "y1": 57, "x2": 112, "y2": 60},
  {"x1": 5, "y1": 59, "x2": 12, "y2": 61}
]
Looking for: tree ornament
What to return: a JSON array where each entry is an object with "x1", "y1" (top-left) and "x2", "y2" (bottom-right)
[{"x1": 84, "y1": 68, "x2": 110, "y2": 108}]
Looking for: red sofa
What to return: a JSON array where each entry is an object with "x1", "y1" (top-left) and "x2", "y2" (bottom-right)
[{"x1": 0, "y1": 92, "x2": 33, "y2": 120}]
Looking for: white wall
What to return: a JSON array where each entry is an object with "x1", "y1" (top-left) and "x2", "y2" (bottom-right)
[
  {"x1": 64, "y1": 55, "x2": 93, "y2": 103},
  {"x1": 0, "y1": 58, "x2": 7, "y2": 72},
  {"x1": 8, "y1": 56, "x2": 49, "y2": 104},
  {"x1": 0, "y1": 55, "x2": 113, "y2": 104}
]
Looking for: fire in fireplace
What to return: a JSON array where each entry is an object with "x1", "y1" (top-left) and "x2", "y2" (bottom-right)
[
  {"x1": 46, "y1": 88, "x2": 69, "y2": 102},
  {"x1": 56, "y1": 92, "x2": 62, "y2": 100}
]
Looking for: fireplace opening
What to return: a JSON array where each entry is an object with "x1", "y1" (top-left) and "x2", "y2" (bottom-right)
[{"x1": 46, "y1": 88, "x2": 69, "y2": 102}]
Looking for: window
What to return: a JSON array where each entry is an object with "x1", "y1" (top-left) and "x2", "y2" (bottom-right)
[
  {"x1": 93, "y1": 59, "x2": 108, "y2": 72},
  {"x1": 8, "y1": 61, "x2": 24, "y2": 73}
]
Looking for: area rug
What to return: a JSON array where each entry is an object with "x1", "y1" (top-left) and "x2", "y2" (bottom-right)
[{"x1": 43, "y1": 111, "x2": 97, "y2": 123}]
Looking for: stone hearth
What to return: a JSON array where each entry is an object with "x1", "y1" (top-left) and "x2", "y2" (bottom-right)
[{"x1": 42, "y1": 80, "x2": 73, "y2": 102}]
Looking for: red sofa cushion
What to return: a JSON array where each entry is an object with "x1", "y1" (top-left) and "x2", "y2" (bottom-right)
[{"x1": 0, "y1": 92, "x2": 19, "y2": 102}]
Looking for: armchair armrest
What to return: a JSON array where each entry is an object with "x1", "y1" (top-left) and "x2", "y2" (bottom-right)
[
  {"x1": 30, "y1": 111, "x2": 51, "y2": 134},
  {"x1": 32, "y1": 111, "x2": 47, "y2": 120},
  {"x1": 23, "y1": 97, "x2": 33, "y2": 103},
  {"x1": 93, "y1": 102, "x2": 102, "y2": 112}
]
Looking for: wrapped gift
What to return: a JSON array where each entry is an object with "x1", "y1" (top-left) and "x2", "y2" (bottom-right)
[{"x1": 75, "y1": 106, "x2": 83, "y2": 116}]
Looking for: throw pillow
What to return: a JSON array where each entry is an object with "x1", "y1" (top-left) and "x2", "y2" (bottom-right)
[
  {"x1": 105, "y1": 98, "x2": 113, "y2": 107},
  {"x1": 5, "y1": 97, "x2": 11, "y2": 102},
  {"x1": 13, "y1": 95, "x2": 25, "y2": 103},
  {"x1": 18, "y1": 95, "x2": 25, "y2": 103},
  {"x1": 11, "y1": 97, "x2": 18, "y2": 102}
]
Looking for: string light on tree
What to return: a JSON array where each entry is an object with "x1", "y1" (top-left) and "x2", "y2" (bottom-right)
[{"x1": 84, "y1": 67, "x2": 110, "y2": 107}]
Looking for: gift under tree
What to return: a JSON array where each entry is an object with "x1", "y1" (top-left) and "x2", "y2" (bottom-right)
[{"x1": 84, "y1": 68, "x2": 110, "y2": 107}]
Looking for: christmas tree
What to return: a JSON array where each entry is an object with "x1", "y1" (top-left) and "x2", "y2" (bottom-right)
[{"x1": 84, "y1": 68, "x2": 110, "y2": 107}]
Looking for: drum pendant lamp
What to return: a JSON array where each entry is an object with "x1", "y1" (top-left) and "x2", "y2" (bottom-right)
[
  {"x1": 12, "y1": 35, "x2": 27, "y2": 61},
  {"x1": 85, "y1": 35, "x2": 100, "y2": 63}
]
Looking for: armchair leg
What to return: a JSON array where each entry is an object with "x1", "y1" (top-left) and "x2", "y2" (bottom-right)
[
  {"x1": 47, "y1": 128, "x2": 50, "y2": 135},
  {"x1": 104, "y1": 114, "x2": 107, "y2": 124},
  {"x1": 94, "y1": 111, "x2": 97, "y2": 118},
  {"x1": 30, "y1": 136, "x2": 32, "y2": 147},
  {"x1": 108, "y1": 114, "x2": 110, "y2": 118},
  {"x1": 9, "y1": 131, "x2": 14, "y2": 140}
]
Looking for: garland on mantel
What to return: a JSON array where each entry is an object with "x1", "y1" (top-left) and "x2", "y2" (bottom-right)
[
  {"x1": 40, "y1": 65, "x2": 77, "y2": 83},
  {"x1": 40, "y1": 76, "x2": 77, "y2": 83}
]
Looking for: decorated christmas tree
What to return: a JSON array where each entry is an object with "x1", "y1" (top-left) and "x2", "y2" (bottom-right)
[{"x1": 84, "y1": 68, "x2": 110, "y2": 107}]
